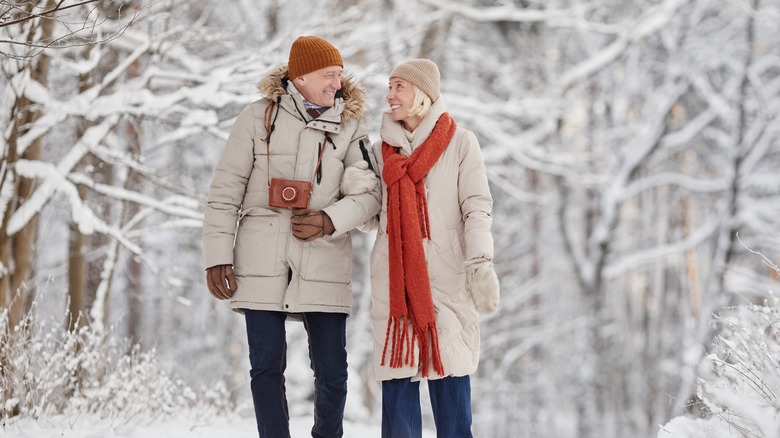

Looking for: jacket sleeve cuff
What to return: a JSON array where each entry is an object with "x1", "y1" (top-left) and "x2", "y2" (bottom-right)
[
  {"x1": 202, "y1": 234, "x2": 235, "y2": 268},
  {"x1": 323, "y1": 192, "x2": 381, "y2": 237}
]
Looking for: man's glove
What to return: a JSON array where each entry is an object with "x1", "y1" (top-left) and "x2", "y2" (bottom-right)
[
  {"x1": 466, "y1": 260, "x2": 500, "y2": 314},
  {"x1": 291, "y1": 209, "x2": 335, "y2": 242},
  {"x1": 340, "y1": 161, "x2": 379, "y2": 196},
  {"x1": 206, "y1": 264, "x2": 236, "y2": 300}
]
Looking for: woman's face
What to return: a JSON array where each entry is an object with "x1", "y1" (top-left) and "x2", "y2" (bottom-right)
[{"x1": 386, "y1": 78, "x2": 422, "y2": 131}]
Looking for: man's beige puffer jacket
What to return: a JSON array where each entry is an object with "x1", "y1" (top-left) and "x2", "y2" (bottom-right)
[{"x1": 202, "y1": 65, "x2": 381, "y2": 315}]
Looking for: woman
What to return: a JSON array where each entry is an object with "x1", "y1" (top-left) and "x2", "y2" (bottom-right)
[{"x1": 347, "y1": 58, "x2": 499, "y2": 437}]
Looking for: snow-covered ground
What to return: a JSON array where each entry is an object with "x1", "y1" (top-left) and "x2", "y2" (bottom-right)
[{"x1": 2, "y1": 413, "x2": 435, "y2": 437}]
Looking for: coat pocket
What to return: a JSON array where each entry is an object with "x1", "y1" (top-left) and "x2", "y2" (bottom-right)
[
  {"x1": 300, "y1": 233, "x2": 352, "y2": 284},
  {"x1": 234, "y1": 211, "x2": 281, "y2": 277}
]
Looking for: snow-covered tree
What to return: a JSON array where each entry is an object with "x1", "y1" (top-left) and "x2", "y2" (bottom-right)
[{"x1": 2, "y1": 0, "x2": 780, "y2": 437}]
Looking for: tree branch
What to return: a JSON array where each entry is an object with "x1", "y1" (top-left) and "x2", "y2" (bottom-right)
[{"x1": 0, "y1": 0, "x2": 101, "y2": 29}]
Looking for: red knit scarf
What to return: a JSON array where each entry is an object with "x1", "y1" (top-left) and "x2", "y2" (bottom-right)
[{"x1": 380, "y1": 112, "x2": 456, "y2": 378}]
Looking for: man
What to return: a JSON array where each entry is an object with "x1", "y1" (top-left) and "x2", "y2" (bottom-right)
[{"x1": 202, "y1": 36, "x2": 380, "y2": 437}]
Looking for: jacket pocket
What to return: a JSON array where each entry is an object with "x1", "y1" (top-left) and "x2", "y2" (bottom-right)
[
  {"x1": 234, "y1": 209, "x2": 281, "y2": 277},
  {"x1": 300, "y1": 233, "x2": 352, "y2": 284}
]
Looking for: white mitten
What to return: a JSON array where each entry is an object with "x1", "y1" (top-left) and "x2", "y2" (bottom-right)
[
  {"x1": 340, "y1": 161, "x2": 379, "y2": 196},
  {"x1": 466, "y1": 260, "x2": 500, "y2": 314}
]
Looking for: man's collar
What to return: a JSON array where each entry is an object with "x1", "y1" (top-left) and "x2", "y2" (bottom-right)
[{"x1": 286, "y1": 80, "x2": 328, "y2": 111}]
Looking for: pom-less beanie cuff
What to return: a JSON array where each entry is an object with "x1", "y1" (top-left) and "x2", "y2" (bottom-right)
[
  {"x1": 389, "y1": 59, "x2": 441, "y2": 101},
  {"x1": 288, "y1": 36, "x2": 344, "y2": 79}
]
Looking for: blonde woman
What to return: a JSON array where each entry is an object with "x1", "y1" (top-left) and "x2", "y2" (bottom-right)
[{"x1": 345, "y1": 59, "x2": 499, "y2": 437}]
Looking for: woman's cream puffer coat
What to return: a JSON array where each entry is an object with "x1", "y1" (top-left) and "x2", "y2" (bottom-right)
[{"x1": 369, "y1": 97, "x2": 494, "y2": 380}]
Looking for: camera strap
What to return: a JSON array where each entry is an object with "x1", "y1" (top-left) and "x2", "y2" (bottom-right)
[
  {"x1": 264, "y1": 99, "x2": 329, "y2": 188},
  {"x1": 263, "y1": 100, "x2": 280, "y2": 189}
]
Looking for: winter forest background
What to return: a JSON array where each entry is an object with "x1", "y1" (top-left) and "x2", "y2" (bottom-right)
[{"x1": 2, "y1": 0, "x2": 780, "y2": 437}]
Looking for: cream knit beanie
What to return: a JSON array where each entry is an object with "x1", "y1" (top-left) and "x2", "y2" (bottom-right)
[{"x1": 389, "y1": 59, "x2": 440, "y2": 101}]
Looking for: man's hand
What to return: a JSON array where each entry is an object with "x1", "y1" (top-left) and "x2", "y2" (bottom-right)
[
  {"x1": 206, "y1": 264, "x2": 237, "y2": 300},
  {"x1": 290, "y1": 209, "x2": 335, "y2": 242}
]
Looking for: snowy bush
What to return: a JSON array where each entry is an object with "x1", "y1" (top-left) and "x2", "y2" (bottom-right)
[
  {"x1": 0, "y1": 305, "x2": 233, "y2": 423},
  {"x1": 658, "y1": 294, "x2": 780, "y2": 438}
]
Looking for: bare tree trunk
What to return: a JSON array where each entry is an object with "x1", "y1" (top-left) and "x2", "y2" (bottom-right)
[
  {"x1": 123, "y1": 54, "x2": 143, "y2": 345},
  {"x1": 127, "y1": 245, "x2": 142, "y2": 345},
  {"x1": 66, "y1": 50, "x2": 98, "y2": 330},
  {"x1": 1, "y1": 0, "x2": 55, "y2": 328},
  {"x1": 9, "y1": 137, "x2": 40, "y2": 324},
  {"x1": 67, "y1": 194, "x2": 87, "y2": 330},
  {"x1": 0, "y1": 145, "x2": 18, "y2": 312},
  {"x1": 121, "y1": 152, "x2": 143, "y2": 346},
  {"x1": 0, "y1": 0, "x2": 54, "y2": 417}
]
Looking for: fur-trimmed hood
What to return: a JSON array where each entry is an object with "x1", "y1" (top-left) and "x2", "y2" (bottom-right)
[{"x1": 258, "y1": 64, "x2": 367, "y2": 123}]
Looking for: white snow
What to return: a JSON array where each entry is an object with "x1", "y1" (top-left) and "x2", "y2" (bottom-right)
[{"x1": 1, "y1": 412, "x2": 434, "y2": 438}]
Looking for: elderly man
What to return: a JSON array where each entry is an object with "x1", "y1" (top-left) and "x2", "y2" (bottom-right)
[{"x1": 202, "y1": 36, "x2": 380, "y2": 437}]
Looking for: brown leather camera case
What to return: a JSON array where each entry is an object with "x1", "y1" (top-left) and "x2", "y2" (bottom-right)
[{"x1": 268, "y1": 178, "x2": 312, "y2": 209}]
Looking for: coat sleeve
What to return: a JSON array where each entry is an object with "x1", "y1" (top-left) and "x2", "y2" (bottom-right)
[
  {"x1": 458, "y1": 129, "x2": 494, "y2": 263},
  {"x1": 323, "y1": 122, "x2": 382, "y2": 236},
  {"x1": 202, "y1": 103, "x2": 258, "y2": 269}
]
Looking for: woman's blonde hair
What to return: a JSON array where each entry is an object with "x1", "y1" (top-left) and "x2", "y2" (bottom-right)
[{"x1": 407, "y1": 86, "x2": 432, "y2": 118}]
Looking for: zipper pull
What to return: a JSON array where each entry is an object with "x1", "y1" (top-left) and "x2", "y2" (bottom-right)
[{"x1": 316, "y1": 142, "x2": 323, "y2": 184}]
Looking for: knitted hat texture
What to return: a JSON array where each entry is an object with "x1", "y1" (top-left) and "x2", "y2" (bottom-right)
[
  {"x1": 389, "y1": 59, "x2": 440, "y2": 101},
  {"x1": 288, "y1": 36, "x2": 343, "y2": 79}
]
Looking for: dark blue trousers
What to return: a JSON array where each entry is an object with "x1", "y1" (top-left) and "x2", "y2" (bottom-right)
[
  {"x1": 382, "y1": 375, "x2": 473, "y2": 438},
  {"x1": 245, "y1": 310, "x2": 348, "y2": 438}
]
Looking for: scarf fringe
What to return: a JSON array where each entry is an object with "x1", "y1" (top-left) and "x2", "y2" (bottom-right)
[
  {"x1": 417, "y1": 322, "x2": 444, "y2": 378},
  {"x1": 380, "y1": 317, "x2": 445, "y2": 378},
  {"x1": 381, "y1": 316, "x2": 412, "y2": 368}
]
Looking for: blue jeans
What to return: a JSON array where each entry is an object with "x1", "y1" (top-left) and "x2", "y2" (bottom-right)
[
  {"x1": 381, "y1": 376, "x2": 473, "y2": 438},
  {"x1": 245, "y1": 310, "x2": 348, "y2": 438}
]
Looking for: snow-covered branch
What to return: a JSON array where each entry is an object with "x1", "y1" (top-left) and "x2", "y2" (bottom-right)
[
  {"x1": 7, "y1": 115, "x2": 118, "y2": 235},
  {"x1": 11, "y1": 157, "x2": 142, "y2": 259},
  {"x1": 604, "y1": 217, "x2": 719, "y2": 278},
  {"x1": 67, "y1": 173, "x2": 203, "y2": 222},
  {"x1": 422, "y1": 0, "x2": 622, "y2": 34},
  {"x1": 583, "y1": 79, "x2": 690, "y2": 287},
  {"x1": 556, "y1": 0, "x2": 691, "y2": 93}
]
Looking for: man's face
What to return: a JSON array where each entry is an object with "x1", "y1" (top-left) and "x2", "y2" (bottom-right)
[{"x1": 294, "y1": 66, "x2": 343, "y2": 107}]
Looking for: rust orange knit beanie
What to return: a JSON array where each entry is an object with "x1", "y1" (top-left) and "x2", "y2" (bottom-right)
[{"x1": 288, "y1": 36, "x2": 343, "y2": 79}]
